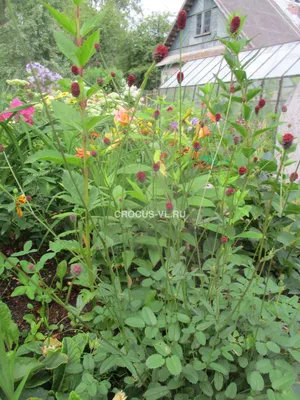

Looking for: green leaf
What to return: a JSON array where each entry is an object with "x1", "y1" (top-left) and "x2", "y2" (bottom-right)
[
  {"x1": 242, "y1": 104, "x2": 252, "y2": 121},
  {"x1": 183, "y1": 364, "x2": 198, "y2": 384},
  {"x1": 249, "y1": 371, "x2": 264, "y2": 391},
  {"x1": 214, "y1": 372, "x2": 223, "y2": 391},
  {"x1": 272, "y1": 372, "x2": 297, "y2": 392},
  {"x1": 26, "y1": 150, "x2": 82, "y2": 167},
  {"x1": 246, "y1": 88, "x2": 261, "y2": 101},
  {"x1": 236, "y1": 231, "x2": 263, "y2": 240},
  {"x1": 187, "y1": 196, "x2": 215, "y2": 208},
  {"x1": 266, "y1": 341, "x2": 280, "y2": 354},
  {"x1": 166, "y1": 355, "x2": 182, "y2": 376},
  {"x1": 142, "y1": 307, "x2": 157, "y2": 326},
  {"x1": 225, "y1": 382, "x2": 237, "y2": 399},
  {"x1": 154, "y1": 341, "x2": 171, "y2": 357},
  {"x1": 256, "y1": 342, "x2": 268, "y2": 356},
  {"x1": 80, "y1": 12, "x2": 103, "y2": 37},
  {"x1": 56, "y1": 260, "x2": 67, "y2": 281},
  {"x1": 118, "y1": 164, "x2": 152, "y2": 174},
  {"x1": 42, "y1": 351, "x2": 68, "y2": 370},
  {"x1": 54, "y1": 31, "x2": 79, "y2": 65},
  {"x1": 42, "y1": 2, "x2": 76, "y2": 36},
  {"x1": 68, "y1": 392, "x2": 83, "y2": 400},
  {"x1": 210, "y1": 362, "x2": 228, "y2": 375},
  {"x1": 125, "y1": 317, "x2": 145, "y2": 329},
  {"x1": 231, "y1": 122, "x2": 247, "y2": 137},
  {"x1": 143, "y1": 385, "x2": 170, "y2": 400},
  {"x1": 76, "y1": 30, "x2": 100, "y2": 67},
  {"x1": 256, "y1": 359, "x2": 272, "y2": 374},
  {"x1": 146, "y1": 354, "x2": 165, "y2": 369},
  {"x1": 11, "y1": 286, "x2": 27, "y2": 297}
]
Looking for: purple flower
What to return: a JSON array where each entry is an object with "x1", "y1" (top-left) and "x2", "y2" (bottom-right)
[
  {"x1": 26, "y1": 62, "x2": 62, "y2": 93},
  {"x1": 170, "y1": 122, "x2": 178, "y2": 130},
  {"x1": 191, "y1": 118, "x2": 199, "y2": 126}
]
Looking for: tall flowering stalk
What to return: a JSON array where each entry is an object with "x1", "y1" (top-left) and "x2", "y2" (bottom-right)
[
  {"x1": 177, "y1": 10, "x2": 187, "y2": 167},
  {"x1": 74, "y1": 4, "x2": 94, "y2": 292}
]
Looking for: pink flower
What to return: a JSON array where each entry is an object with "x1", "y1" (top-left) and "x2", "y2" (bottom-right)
[
  {"x1": 166, "y1": 201, "x2": 173, "y2": 211},
  {"x1": 221, "y1": 236, "x2": 228, "y2": 243},
  {"x1": 0, "y1": 98, "x2": 35, "y2": 125}
]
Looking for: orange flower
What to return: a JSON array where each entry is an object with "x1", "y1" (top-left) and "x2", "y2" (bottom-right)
[
  {"x1": 113, "y1": 106, "x2": 132, "y2": 126},
  {"x1": 16, "y1": 203, "x2": 23, "y2": 217},
  {"x1": 207, "y1": 111, "x2": 216, "y2": 123},
  {"x1": 75, "y1": 148, "x2": 91, "y2": 158},
  {"x1": 17, "y1": 194, "x2": 27, "y2": 204},
  {"x1": 91, "y1": 132, "x2": 101, "y2": 138},
  {"x1": 194, "y1": 123, "x2": 211, "y2": 141}
]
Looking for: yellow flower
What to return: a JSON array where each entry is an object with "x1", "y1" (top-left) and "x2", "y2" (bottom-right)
[{"x1": 112, "y1": 391, "x2": 127, "y2": 400}]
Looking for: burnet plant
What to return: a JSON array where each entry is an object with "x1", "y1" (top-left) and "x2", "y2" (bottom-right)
[{"x1": 0, "y1": 1, "x2": 299, "y2": 400}]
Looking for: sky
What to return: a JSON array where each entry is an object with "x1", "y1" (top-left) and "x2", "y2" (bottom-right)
[{"x1": 142, "y1": 0, "x2": 183, "y2": 14}]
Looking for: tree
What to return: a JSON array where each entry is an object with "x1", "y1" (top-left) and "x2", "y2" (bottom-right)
[
  {"x1": 0, "y1": 0, "x2": 71, "y2": 80},
  {"x1": 122, "y1": 12, "x2": 173, "y2": 89}
]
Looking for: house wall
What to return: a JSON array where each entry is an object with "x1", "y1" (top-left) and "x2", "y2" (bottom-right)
[{"x1": 168, "y1": 0, "x2": 228, "y2": 57}]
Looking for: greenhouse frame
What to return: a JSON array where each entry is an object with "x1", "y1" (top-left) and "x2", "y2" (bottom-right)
[{"x1": 159, "y1": 40, "x2": 300, "y2": 115}]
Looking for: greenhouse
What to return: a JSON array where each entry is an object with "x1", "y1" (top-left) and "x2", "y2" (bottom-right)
[{"x1": 159, "y1": 40, "x2": 300, "y2": 114}]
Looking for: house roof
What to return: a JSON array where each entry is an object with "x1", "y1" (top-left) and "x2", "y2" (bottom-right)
[{"x1": 164, "y1": 0, "x2": 300, "y2": 53}]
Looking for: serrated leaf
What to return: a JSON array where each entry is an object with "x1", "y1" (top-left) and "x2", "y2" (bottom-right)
[
  {"x1": 166, "y1": 355, "x2": 182, "y2": 376},
  {"x1": 266, "y1": 341, "x2": 280, "y2": 354},
  {"x1": 154, "y1": 341, "x2": 171, "y2": 357},
  {"x1": 125, "y1": 317, "x2": 145, "y2": 329},
  {"x1": 142, "y1": 307, "x2": 157, "y2": 326},
  {"x1": 54, "y1": 31, "x2": 79, "y2": 65},
  {"x1": 146, "y1": 354, "x2": 165, "y2": 369},
  {"x1": 76, "y1": 30, "x2": 100, "y2": 67},
  {"x1": 249, "y1": 371, "x2": 264, "y2": 391},
  {"x1": 143, "y1": 385, "x2": 170, "y2": 400},
  {"x1": 225, "y1": 382, "x2": 237, "y2": 399},
  {"x1": 210, "y1": 362, "x2": 228, "y2": 375},
  {"x1": 42, "y1": 2, "x2": 76, "y2": 36}
]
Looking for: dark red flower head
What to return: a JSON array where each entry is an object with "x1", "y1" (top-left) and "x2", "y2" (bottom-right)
[
  {"x1": 282, "y1": 105, "x2": 287, "y2": 113},
  {"x1": 154, "y1": 109, "x2": 160, "y2": 120},
  {"x1": 110, "y1": 72, "x2": 116, "y2": 78},
  {"x1": 97, "y1": 77, "x2": 104, "y2": 86},
  {"x1": 71, "y1": 82, "x2": 80, "y2": 98},
  {"x1": 127, "y1": 75, "x2": 136, "y2": 87},
  {"x1": 104, "y1": 137, "x2": 110, "y2": 145},
  {"x1": 91, "y1": 150, "x2": 97, "y2": 157},
  {"x1": 290, "y1": 172, "x2": 298, "y2": 182},
  {"x1": 230, "y1": 85, "x2": 235, "y2": 94},
  {"x1": 258, "y1": 98, "x2": 266, "y2": 109},
  {"x1": 177, "y1": 10, "x2": 187, "y2": 30},
  {"x1": 26, "y1": 195, "x2": 32, "y2": 202},
  {"x1": 166, "y1": 201, "x2": 173, "y2": 211},
  {"x1": 253, "y1": 157, "x2": 258, "y2": 163},
  {"x1": 215, "y1": 113, "x2": 221, "y2": 122},
  {"x1": 153, "y1": 45, "x2": 168, "y2": 63},
  {"x1": 239, "y1": 166, "x2": 247, "y2": 176},
  {"x1": 167, "y1": 106, "x2": 173, "y2": 112},
  {"x1": 234, "y1": 136, "x2": 239, "y2": 145},
  {"x1": 153, "y1": 162, "x2": 160, "y2": 172},
  {"x1": 230, "y1": 16, "x2": 241, "y2": 34},
  {"x1": 0, "y1": 144, "x2": 5, "y2": 152},
  {"x1": 177, "y1": 72, "x2": 184, "y2": 83},
  {"x1": 255, "y1": 105, "x2": 260, "y2": 115},
  {"x1": 225, "y1": 188, "x2": 235, "y2": 196},
  {"x1": 94, "y1": 43, "x2": 101, "y2": 52},
  {"x1": 282, "y1": 133, "x2": 294, "y2": 149},
  {"x1": 221, "y1": 236, "x2": 228, "y2": 243},
  {"x1": 71, "y1": 65, "x2": 79, "y2": 76},
  {"x1": 193, "y1": 142, "x2": 200, "y2": 151},
  {"x1": 136, "y1": 171, "x2": 146, "y2": 183}
]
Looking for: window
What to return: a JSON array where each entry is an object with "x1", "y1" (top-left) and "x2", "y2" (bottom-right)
[{"x1": 196, "y1": 10, "x2": 212, "y2": 36}]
